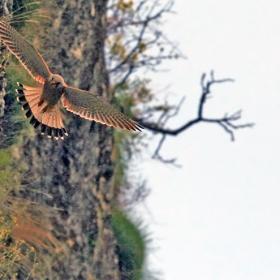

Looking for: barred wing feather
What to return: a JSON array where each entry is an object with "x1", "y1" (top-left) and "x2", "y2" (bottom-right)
[
  {"x1": 62, "y1": 86, "x2": 143, "y2": 131},
  {"x1": 0, "y1": 18, "x2": 51, "y2": 83}
]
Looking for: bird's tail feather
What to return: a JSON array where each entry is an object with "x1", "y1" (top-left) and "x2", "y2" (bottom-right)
[{"x1": 16, "y1": 82, "x2": 68, "y2": 139}]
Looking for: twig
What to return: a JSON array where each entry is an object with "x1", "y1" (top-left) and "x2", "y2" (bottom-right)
[{"x1": 137, "y1": 71, "x2": 254, "y2": 165}]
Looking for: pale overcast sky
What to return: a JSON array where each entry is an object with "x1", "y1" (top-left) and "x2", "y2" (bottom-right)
[{"x1": 134, "y1": 1, "x2": 280, "y2": 279}]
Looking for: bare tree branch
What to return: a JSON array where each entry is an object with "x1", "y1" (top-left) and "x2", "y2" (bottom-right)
[
  {"x1": 136, "y1": 71, "x2": 254, "y2": 165},
  {"x1": 106, "y1": 0, "x2": 184, "y2": 85}
]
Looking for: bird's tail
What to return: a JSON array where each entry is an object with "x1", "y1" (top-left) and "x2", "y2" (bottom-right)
[{"x1": 16, "y1": 82, "x2": 68, "y2": 139}]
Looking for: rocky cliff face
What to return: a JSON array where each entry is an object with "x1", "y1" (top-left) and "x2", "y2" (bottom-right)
[
  {"x1": 2, "y1": 0, "x2": 121, "y2": 279},
  {"x1": 0, "y1": 0, "x2": 11, "y2": 119}
]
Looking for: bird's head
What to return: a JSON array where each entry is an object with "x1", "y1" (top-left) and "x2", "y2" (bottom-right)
[{"x1": 48, "y1": 74, "x2": 65, "y2": 89}]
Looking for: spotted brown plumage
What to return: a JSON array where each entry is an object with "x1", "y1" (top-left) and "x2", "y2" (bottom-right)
[{"x1": 0, "y1": 18, "x2": 143, "y2": 139}]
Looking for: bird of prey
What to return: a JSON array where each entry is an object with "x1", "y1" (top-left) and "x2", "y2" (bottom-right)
[{"x1": 0, "y1": 18, "x2": 143, "y2": 139}]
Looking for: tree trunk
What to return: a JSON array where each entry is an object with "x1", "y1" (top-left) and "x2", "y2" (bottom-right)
[{"x1": 17, "y1": 0, "x2": 120, "y2": 279}]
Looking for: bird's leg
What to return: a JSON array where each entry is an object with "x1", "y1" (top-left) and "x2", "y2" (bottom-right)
[
  {"x1": 38, "y1": 98, "x2": 50, "y2": 113},
  {"x1": 41, "y1": 104, "x2": 49, "y2": 113},
  {"x1": 38, "y1": 94, "x2": 45, "y2": 107},
  {"x1": 38, "y1": 100, "x2": 44, "y2": 108}
]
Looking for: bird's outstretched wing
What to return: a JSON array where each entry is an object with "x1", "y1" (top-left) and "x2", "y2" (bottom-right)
[
  {"x1": 62, "y1": 86, "x2": 143, "y2": 131},
  {"x1": 0, "y1": 18, "x2": 51, "y2": 83}
]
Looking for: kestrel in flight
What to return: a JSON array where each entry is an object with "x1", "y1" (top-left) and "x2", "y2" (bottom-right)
[{"x1": 0, "y1": 18, "x2": 143, "y2": 139}]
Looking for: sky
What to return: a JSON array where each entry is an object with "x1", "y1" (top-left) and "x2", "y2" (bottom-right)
[{"x1": 133, "y1": 1, "x2": 280, "y2": 279}]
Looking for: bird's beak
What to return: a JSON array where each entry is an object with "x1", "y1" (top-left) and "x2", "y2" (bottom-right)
[{"x1": 51, "y1": 80, "x2": 56, "y2": 85}]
